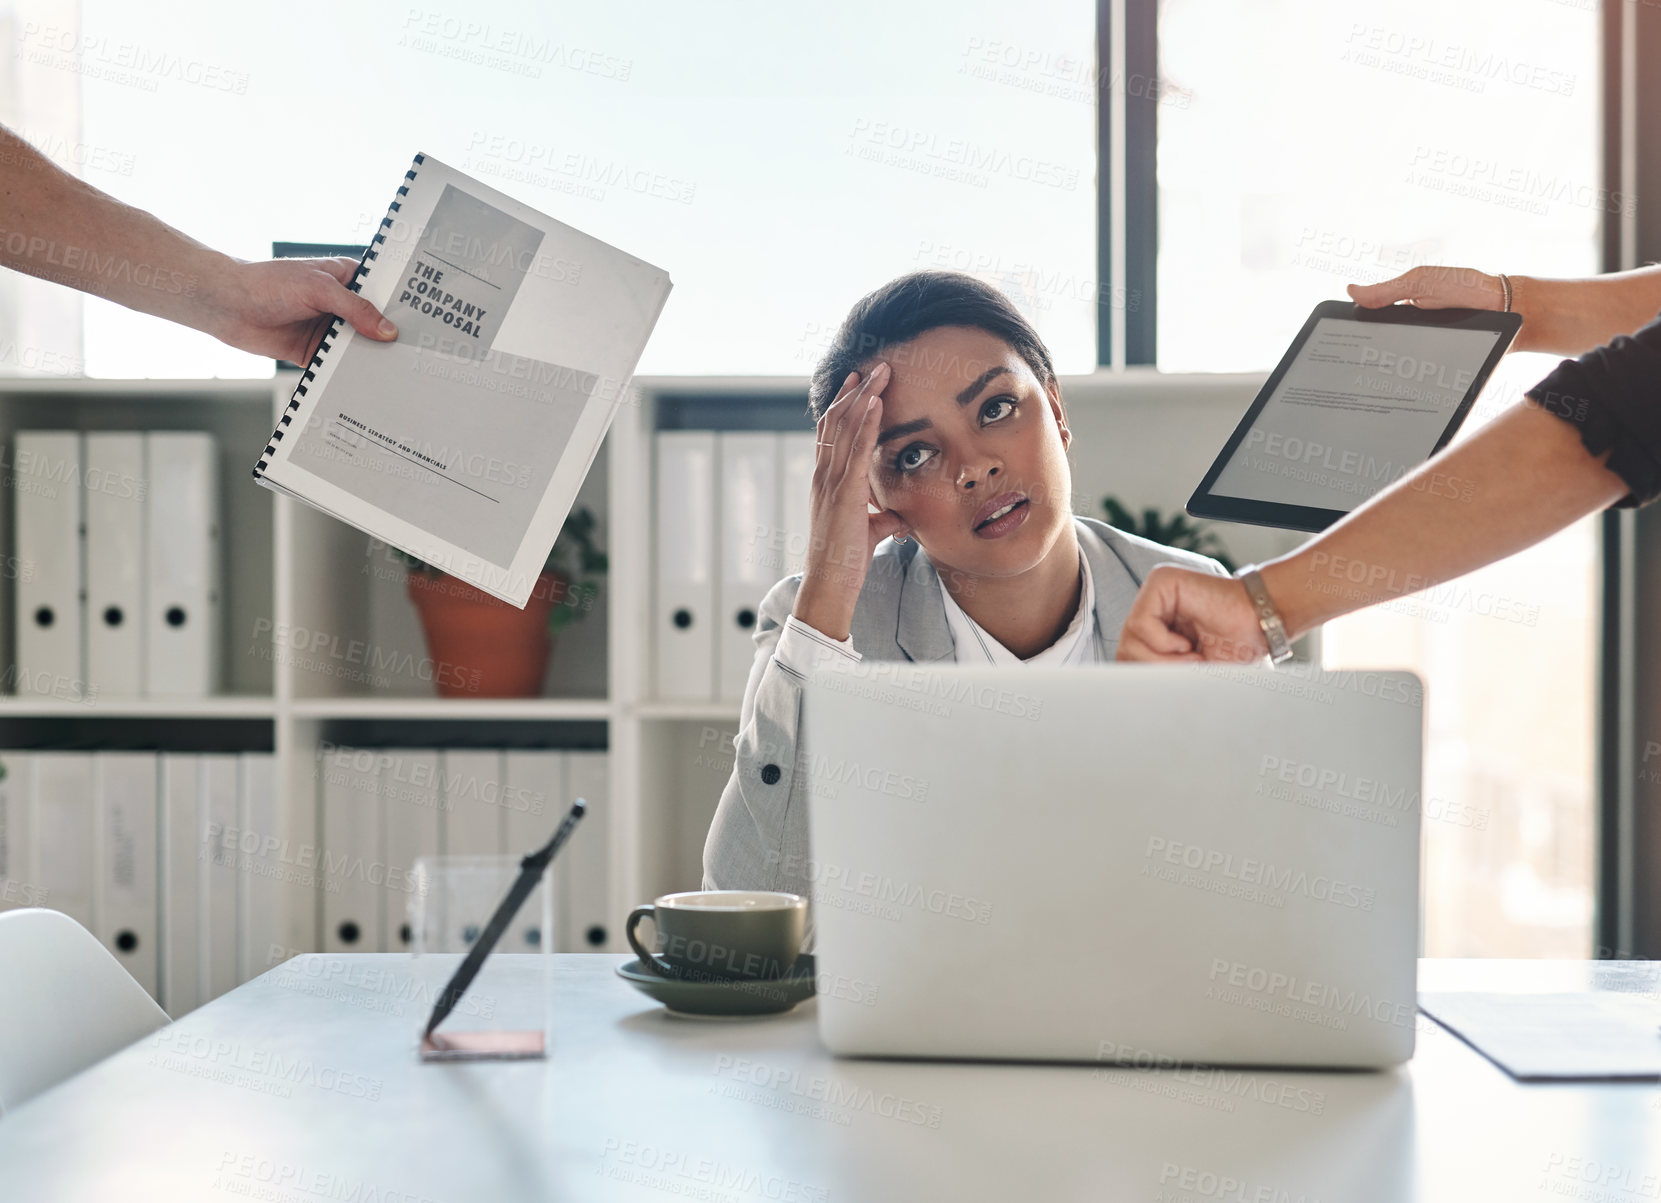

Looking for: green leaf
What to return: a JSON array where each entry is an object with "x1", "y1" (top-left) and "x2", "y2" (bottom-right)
[{"x1": 1099, "y1": 494, "x2": 1237, "y2": 574}]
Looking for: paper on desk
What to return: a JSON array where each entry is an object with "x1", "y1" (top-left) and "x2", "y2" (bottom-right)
[{"x1": 1418, "y1": 991, "x2": 1661, "y2": 1081}]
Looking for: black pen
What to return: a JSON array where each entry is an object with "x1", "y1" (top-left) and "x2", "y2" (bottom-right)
[{"x1": 423, "y1": 799, "x2": 587, "y2": 1039}]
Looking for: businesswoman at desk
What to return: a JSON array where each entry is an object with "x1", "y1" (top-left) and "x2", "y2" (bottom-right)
[{"x1": 703, "y1": 271, "x2": 1226, "y2": 909}]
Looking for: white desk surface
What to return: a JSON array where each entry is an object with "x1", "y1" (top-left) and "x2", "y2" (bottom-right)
[{"x1": 1, "y1": 956, "x2": 1657, "y2": 1202}]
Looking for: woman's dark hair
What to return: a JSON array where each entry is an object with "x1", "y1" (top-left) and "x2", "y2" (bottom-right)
[{"x1": 807, "y1": 271, "x2": 1059, "y2": 421}]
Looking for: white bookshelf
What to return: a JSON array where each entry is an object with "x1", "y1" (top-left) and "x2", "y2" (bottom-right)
[
  {"x1": 0, "y1": 697, "x2": 277, "y2": 718},
  {"x1": 0, "y1": 368, "x2": 1301, "y2": 963}
]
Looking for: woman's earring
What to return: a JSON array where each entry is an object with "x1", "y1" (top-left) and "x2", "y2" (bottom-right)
[{"x1": 895, "y1": 533, "x2": 910, "y2": 545}]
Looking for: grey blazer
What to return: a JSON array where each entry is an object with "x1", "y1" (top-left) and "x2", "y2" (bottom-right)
[{"x1": 700, "y1": 515, "x2": 1229, "y2": 927}]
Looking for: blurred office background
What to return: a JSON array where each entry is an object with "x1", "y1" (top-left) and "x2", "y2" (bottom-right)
[{"x1": 0, "y1": 0, "x2": 1651, "y2": 979}]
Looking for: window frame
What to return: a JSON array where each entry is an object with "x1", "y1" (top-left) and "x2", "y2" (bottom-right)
[{"x1": 1598, "y1": 0, "x2": 1661, "y2": 961}]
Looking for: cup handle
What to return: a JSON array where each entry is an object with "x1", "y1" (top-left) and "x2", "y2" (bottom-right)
[{"x1": 625, "y1": 905, "x2": 676, "y2": 977}]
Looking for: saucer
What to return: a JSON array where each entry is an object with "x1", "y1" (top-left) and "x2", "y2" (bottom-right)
[{"x1": 616, "y1": 954, "x2": 816, "y2": 1016}]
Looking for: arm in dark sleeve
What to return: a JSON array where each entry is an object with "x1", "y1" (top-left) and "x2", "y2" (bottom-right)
[{"x1": 1527, "y1": 310, "x2": 1661, "y2": 506}]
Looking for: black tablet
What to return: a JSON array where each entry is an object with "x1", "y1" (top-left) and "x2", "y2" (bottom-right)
[{"x1": 1187, "y1": 300, "x2": 1522, "y2": 532}]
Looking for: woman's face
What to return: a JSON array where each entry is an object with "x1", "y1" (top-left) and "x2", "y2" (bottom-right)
[{"x1": 865, "y1": 325, "x2": 1073, "y2": 580}]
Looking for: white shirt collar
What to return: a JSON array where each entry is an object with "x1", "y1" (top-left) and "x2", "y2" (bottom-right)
[{"x1": 929, "y1": 545, "x2": 1098, "y2": 665}]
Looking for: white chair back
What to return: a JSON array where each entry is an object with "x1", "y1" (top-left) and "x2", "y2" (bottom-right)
[{"x1": 0, "y1": 908, "x2": 169, "y2": 1115}]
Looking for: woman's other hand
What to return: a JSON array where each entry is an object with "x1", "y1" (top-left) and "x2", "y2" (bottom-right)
[{"x1": 791, "y1": 361, "x2": 909, "y2": 641}]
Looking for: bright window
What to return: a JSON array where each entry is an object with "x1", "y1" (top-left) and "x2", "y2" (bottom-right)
[
  {"x1": 1158, "y1": 0, "x2": 1602, "y2": 955},
  {"x1": 58, "y1": 0, "x2": 1097, "y2": 379}
]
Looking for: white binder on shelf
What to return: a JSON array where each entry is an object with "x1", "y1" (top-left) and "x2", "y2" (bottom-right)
[
  {"x1": 159, "y1": 753, "x2": 199, "y2": 1017},
  {"x1": 439, "y1": 749, "x2": 503, "y2": 951},
  {"x1": 144, "y1": 432, "x2": 219, "y2": 697},
  {"x1": 717, "y1": 433, "x2": 779, "y2": 701},
  {"x1": 380, "y1": 747, "x2": 440, "y2": 952},
  {"x1": 776, "y1": 432, "x2": 815, "y2": 580},
  {"x1": 14, "y1": 432, "x2": 85, "y2": 700},
  {"x1": 441, "y1": 749, "x2": 504, "y2": 857},
  {"x1": 653, "y1": 431, "x2": 716, "y2": 700},
  {"x1": 0, "y1": 751, "x2": 31, "y2": 912},
  {"x1": 502, "y1": 749, "x2": 564, "y2": 953},
  {"x1": 319, "y1": 744, "x2": 383, "y2": 955},
  {"x1": 84, "y1": 432, "x2": 146, "y2": 698},
  {"x1": 565, "y1": 751, "x2": 613, "y2": 951},
  {"x1": 199, "y1": 753, "x2": 239, "y2": 1001},
  {"x1": 31, "y1": 752, "x2": 95, "y2": 928},
  {"x1": 237, "y1": 752, "x2": 280, "y2": 982},
  {"x1": 93, "y1": 751, "x2": 159, "y2": 1000}
]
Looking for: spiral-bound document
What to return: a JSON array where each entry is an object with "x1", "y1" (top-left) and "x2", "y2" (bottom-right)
[{"x1": 252, "y1": 153, "x2": 672, "y2": 607}]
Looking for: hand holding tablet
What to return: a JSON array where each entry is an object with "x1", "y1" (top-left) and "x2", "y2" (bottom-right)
[{"x1": 1188, "y1": 301, "x2": 1521, "y2": 532}]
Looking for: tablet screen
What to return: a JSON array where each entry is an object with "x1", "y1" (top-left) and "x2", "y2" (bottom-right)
[{"x1": 1207, "y1": 316, "x2": 1505, "y2": 512}]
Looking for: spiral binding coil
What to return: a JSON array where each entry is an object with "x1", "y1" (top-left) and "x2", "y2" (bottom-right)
[{"x1": 252, "y1": 153, "x2": 427, "y2": 480}]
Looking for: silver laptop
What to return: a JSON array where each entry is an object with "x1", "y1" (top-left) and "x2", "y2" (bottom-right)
[{"x1": 802, "y1": 663, "x2": 1423, "y2": 1069}]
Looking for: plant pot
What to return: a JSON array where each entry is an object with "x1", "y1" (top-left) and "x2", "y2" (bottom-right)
[{"x1": 405, "y1": 569, "x2": 565, "y2": 698}]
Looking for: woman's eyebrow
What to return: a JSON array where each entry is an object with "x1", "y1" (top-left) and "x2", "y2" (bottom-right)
[
  {"x1": 955, "y1": 366, "x2": 1012, "y2": 406},
  {"x1": 876, "y1": 366, "x2": 1017, "y2": 447},
  {"x1": 876, "y1": 417, "x2": 931, "y2": 447}
]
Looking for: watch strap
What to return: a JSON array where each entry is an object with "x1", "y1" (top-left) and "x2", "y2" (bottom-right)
[{"x1": 1235, "y1": 565, "x2": 1294, "y2": 665}]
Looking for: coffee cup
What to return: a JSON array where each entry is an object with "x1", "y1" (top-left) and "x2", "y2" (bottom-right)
[{"x1": 624, "y1": 890, "x2": 807, "y2": 981}]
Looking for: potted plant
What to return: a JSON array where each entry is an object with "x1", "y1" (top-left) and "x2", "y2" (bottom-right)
[
  {"x1": 1100, "y1": 496, "x2": 1236, "y2": 573},
  {"x1": 398, "y1": 506, "x2": 608, "y2": 698}
]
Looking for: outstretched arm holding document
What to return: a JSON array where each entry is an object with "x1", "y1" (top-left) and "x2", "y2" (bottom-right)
[
  {"x1": 1117, "y1": 263, "x2": 1661, "y2": 661},
  {"x1": 1117, "y1": 401, "x2": 1628, "y2": 661},
  {"x1": 0, "y1": 123, "x2": 396, "y2": 364}
]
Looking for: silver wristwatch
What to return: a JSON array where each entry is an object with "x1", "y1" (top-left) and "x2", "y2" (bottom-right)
[{"x1": 1234, "y1": 565, "x2": 1294, "y2": 666}]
